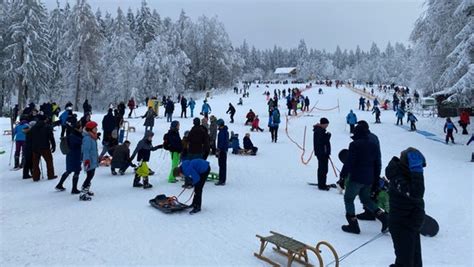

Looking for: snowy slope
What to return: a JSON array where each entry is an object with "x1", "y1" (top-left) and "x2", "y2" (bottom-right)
[{"x1": 0, "y1": 84, "x2": 472, "y2": 266}]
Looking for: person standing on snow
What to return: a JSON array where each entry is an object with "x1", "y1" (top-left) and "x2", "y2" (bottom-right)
[
  {"x1": 386, "y1": 147, "x2": 426, "y2": 267},
  {"x1": 444, "y1": 117, "x2": 458, "y2": 144},
  {"x1": 127, "y1": 98, "x2": 136, "y2": 118},
  {"x1": 201, "y1": 100, "x2": 211, "y2": 119},
  {"x1": 459, "y1": 110, "x2": 470, "y2": 135},
  {"x1": 187, "y1": 118, "x2": 211, "y2": 160},
  {"x1": 163, "y1": 121, "x2": 183, "y2": 183},
  {"x1": 188, "y1": 98, "x2": 196, "y2": 117},
  {"x1": 373, "y1": 106, "x2": 381, "y2": 123},
  {"x1": 31, "y1": 115, "x2": 57, "y2": 181},
  {"x1": 313, "y1": 117, "x2": 331, "y2": 191},
  {"x1": 226, "y1": 103, "x2": 236, "y2": 123},
  {"x1": 165, "y1": 98, "x2": 175, "y2": 123},
  {"x1": 80, "y1": 121, "x2": 100, "y2": 201},
  {"x1": 173, "y1": 159, "x2": 211, "y2": 214},
  {"x1": 216, "y1": 119, "x2": 229, "y2": 186},
  {"x1": 56, "y1": 122, "x2": 83, "y2": 194},
  {"x1": 346, "y1": 110, "x2": 357, "y2": 134},
  {"x1": 339, "y1": 124, "x2": 388, "y2": 234},
  {"x1": 268, "y1": 107, "x2": 281, "y2": 143},
  {"x1": 407, "y1": 112, "x2": 418, "y2": 131},
  {"x1": 180, "y1": 96, "x2": 188, "y2": 118},
  {"x1": 130, "y1": 131, "x2": 162, "y2": 189},
  {"x1": 142, "y1": 106, "x2": 157, "y2": 132},
  {"x1": 209, "y1": 116, "x2": 218, "y2": 155},
  {"x1": 396, "y1": 107, "x2": 405, "y2": 126},
  {"x1": 13, "y1": 118, "x2": 29, "y2": 170}
]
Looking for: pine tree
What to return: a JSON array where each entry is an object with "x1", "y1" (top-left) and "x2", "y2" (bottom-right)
[{"x1": 4, "y1": 0, "x2": 52, "y2": 109}]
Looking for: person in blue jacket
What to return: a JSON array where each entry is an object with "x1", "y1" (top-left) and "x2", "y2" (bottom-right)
[
  {"x1": 188, "y1": 98, "x2": 196, "y2": 117},
  {"x1": 56, "y1": 122, "x2": 83, "y2": 194},
  {"x1": 173, "y1": 159, "x2": 211, "y2": 214},
  {"x1": 216, "y1": 119, "x2": 229, "y2": 185},
  {"x1": 268, "y1": 107, "x2": 281, "y2": 143},
  {"x1": 80, "y1": 121, "x2": 100, "y2": 201},
  {"x1": 444, "y1": 117, "x2": 458, "y2": 144},
  {"x1": 396, "y1": 107, "x2": 405, "y2": 126},
  {"x1": 346, "y1": 110, "x2": 357, "y2": 134},
  {"x1": 13, "y1": 118, "x2": 29, "y2": 169},
  {"x1": 201, "y1": 100, "x2": 212, "y2": 119},
  {"x1": 231, "y1": 133, "x2": 241, "y2": 154}
]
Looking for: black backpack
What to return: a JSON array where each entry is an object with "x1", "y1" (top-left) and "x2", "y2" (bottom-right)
[{"x1": 60, "y1": 137, "x2": 70, "y2": 155}]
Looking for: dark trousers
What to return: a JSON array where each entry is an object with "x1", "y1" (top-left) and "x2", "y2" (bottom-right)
[
  {"x1": 58, "y1": 170, "x2": 80, "y2": 190},
  {"x1": 15, "y1": 141, "x2": 25, "y2": 167},
  {"x1": 251, "y1": 126, "x2": 264, "y2": 132},
  {"x1": 218, "y1": 151, "x2": 227, "y2": 183},
  {"x1": 60, "y1": 125, "x2": 66, "y2": 138},
  {"x1": 23, "y1": 151, "x2": 32, "y2": 178},
  {"x1": 410, "y1": 122, "x2": 417, "y2": 131},
  {"x1": 460, "y1": 123, "x2": 468, "y2": 134},
  {"x1": 389, "y1": 224, "x2": 423, "y2": 267},
  {"x1": 210, "y1": 139, "x2": 216, "y2": 155},
  {"x1": 192, "y1": 167, "x2": 210, "y2": 209},
  {"x1": 181, "y1": 108, "x2": 187, "y2": 118},
  {"x1": 316, "y1": 155, "x2": 329, "y2": 187},
  {"x1": 167, "y1": 113, "x2": 172, "y2": 122},
  {"x1": 396, "y1": 118, "x2": 403, "y2": 125},
  {"x1": 82, "y1": 169, "x2": 96, "y2": 190},
  {"x1": 349, "y1": 124, "x2": 355, "y2": 134},
  {"x1": 445, "y1": 129, "x2": 454, "y2": 143},
  {"x1": 230, "y1": 113, "x2": 235, "y2": 123},
  {"x1": 375, "y1": 114, "x2": 381, "y2": 123},
  {"x1": 111, "y1": 162, "x2": 129, "y2": 173},
  {"x1": 128, "y1": 108, "x2": 134, "y2": 118},
  {"x1": 270, "y1": 126, "x2": 278, "y2": 142},
  {"x1": 32, "y1": 149, "x2": 55, "y2": 180}
]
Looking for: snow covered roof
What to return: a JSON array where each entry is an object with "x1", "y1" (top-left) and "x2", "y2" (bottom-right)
[{"x1": 274, "y1": 67, "x2": 297, "y2": 75}]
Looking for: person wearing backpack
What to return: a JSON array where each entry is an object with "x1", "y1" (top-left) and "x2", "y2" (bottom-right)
[
  {"x1": 385, "y1": 147, "x2": 426, "y2": 267},
  {"x1": 268, "y1": 107, "x2": 281, "y2": 143},
  {"x1": 56, "y1": 122, "x2": 83, "y2": 194},
  {"x1": 163, "y1": 121, "x2": 183, "y2": 183}
]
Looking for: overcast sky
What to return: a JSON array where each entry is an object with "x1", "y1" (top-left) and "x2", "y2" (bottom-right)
[{"x1": 42, "y1": 0, "x2": 426, "y2": 52}]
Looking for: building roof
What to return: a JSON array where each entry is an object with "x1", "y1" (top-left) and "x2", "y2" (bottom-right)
[{"x1": 274, "y1": 67, "x2": 297, "y2": 75}]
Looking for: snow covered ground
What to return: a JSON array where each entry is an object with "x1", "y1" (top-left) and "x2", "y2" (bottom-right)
[{"x1": 0, "y1": 84, "x2": 472, "y2": 266}]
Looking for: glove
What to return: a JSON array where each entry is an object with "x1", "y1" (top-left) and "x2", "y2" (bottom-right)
[
  {"x1": 183, "y1": 177, "x2": 194, "y2": 188},
  {"x1": 84, "y1": 160, "x2": 91, "y2": 171},
  {"x1": 51, "y1": 146, "x2": 56, "y2": 153}
]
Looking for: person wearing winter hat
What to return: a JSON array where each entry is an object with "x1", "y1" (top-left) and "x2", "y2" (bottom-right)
[
  {"x1": 163, "y1": 121, "x2": 182, "y2": 183},
  {"x1": 30, "y1": 114, "x2": 57, "y2": 181},
  {"x1": 130, "y1": 130, "x2": 163, "y2": 188},
  {"x1": 22, "y1": 121, "x2": 36, "y2": 179},
  {"x1": 79, "y1": 121, "x2": 99, "y2": 200},
  {"x1": 13, "y1": 118, "x2": 29, "y2": 169},
  {"x1": 209, "y1": 116, "x2": 218, "y2": 155},
  {"x1": 385, "y1": 147, "x2": 426, "y2": 267},
  {"x1": 339, "y1": 124, "x2": 388, "y2": 234},
  {"x1": 215, "y1": 119, "x2": 229, "y2": 185},
  {"x1": 56, "y1": 122, "x2": 83, "y2": 194},
  {"x1": 313, "y1": 117, "x2": 331, "y2": 190}
]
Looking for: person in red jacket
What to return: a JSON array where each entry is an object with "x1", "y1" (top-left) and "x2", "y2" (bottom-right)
[
  {"x1": 127, "y1": 98, "x2": 136, "y2": 118},
  {"x1": 245, "y1": 109, "x2": 256, "y2": 125},
  {"x1": 251, "y1": 115, "x2": 264, "y2": 132},
  {"x1": 459, "y1": 110, "x2": 470, "y2": 135}
]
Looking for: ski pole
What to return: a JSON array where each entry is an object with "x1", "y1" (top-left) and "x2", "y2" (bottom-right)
[
  {"x1": 9, "y1": 140, "x2": 14, "y2": 167},
  {"x1": 329, "y1": 156, "x2": 339, "y2": 178}
]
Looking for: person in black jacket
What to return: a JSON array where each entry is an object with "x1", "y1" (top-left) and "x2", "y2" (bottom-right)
[
  {"x1": 22, "y1": 121, "x2": 35, "y2": 179},
  {"x1": 386, "y1": 148, "x2": 426, "y2": 267},
  {"x1": 313, "y1": 118, "x2": 331, "y2": 190},
  {"x1": 180, "y1": 96, "x2": 187, "y2": 118},
  {"x1": 83, "y1": 99, "x2": 92, "y2": 114},
  {"x1": 164, "y1": 121, "x2": 183, "y2": 183},
  {"x1": 56, "y1": 122, "x2": 83, "y2": 193},
  {"x1": 102, "y1": 109, "x2": 116, "y2": 139},
  {"x1": 187, "y1": 118, "x2": 210, "y2": 160},
  {"x1": 339, "y1": 124, "x2": 388, "y2": 234},
  {"x1": 243, "y1": 133, "x2": 258, "y2": 155},
  {"x1": 130, "y1": 131, "x2": 162, "y2": 188},
  {"x1": 30, "y1": 115, "x2": 57, "y2": 181},
  {"x1": 165, "y1": 98, "x2": 175, "y2": 123},
  {"x1": 226, "y1": 103, "x2": 236, "y2": 123},
  {"x1": 111, "y1": 141, "x2": 134, "y2": 175}
]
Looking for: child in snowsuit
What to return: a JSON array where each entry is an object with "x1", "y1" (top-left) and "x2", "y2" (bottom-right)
[
  {"x1": 130, "y1": 131, "x2": 162, "y2": 188},
  {"x1": 373, "y1": 106, "x2": 381, "y2": 123},
  {"x1": 230, "y1": 133, "x2": 242, "y2": 154},
  {"x1": 444, "y1": 118, "x2": 458, "y2": 144},
  {"x1": 173, "y1": 159, "x2": 211, "y2": 214},
  {"x1": 80, "y1": 121, "x2": 100, "y2": 201},
  {"x1": 163, "y1": 121, "x2": 182, "y2": 183},
  {"x1": 251, "y1": 116, "x2": 264, "y2": 132},
  {"x1": 407, "y1": 112, "x2": 418, "y2": 131},
  {"x1": 396, "y1": 108, "x2": 405, "y2": 125},
  {"x1": 56, "y1": 122, "x2": 83, "y2": 194}
]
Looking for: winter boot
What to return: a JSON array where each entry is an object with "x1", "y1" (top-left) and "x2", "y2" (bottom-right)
[
  {"x1": 71, "y1": 175, "x2": 80, "y2": 194},
  {"x1": 55, "y1": 185, "x2": 66, "y2": 191},
  {"x1": 143, "y1": 177, "x2": 153, "y2": 189},
  {"x1": 356, "y1": 208, "x2": 376, "y2": 221},
  {"x1": 189, "y1": 207, "x2": 201, "y2": 214},
  {"x1": 341, "y1": 214, "x2": 360, "y2": 234},
  {"x1": 133, "y1": 175, "x2": 143, "y2": 187},
  {"x1": 79, "y1": 188, "x2": 92, "y2": 201},
  {"x1": 111, "y1": 169, "x2": 118, "y2": 175},
  {"x1": 375, "y1": 209, "x2": 389, "y2": 233},
  {"x1": 148, "y1": 169, "x2": 155, "y2": 176},
  {"x1": 14, "y1": 156, "x2": 20, "y2": 169}
]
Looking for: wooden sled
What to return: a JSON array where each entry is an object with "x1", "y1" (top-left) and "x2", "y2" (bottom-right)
[
  {"x1": 3, "y1": 130, "x2": 12, "y2": 135},
  {"x1": 254, "y1": 231, "x2": 339, "y2": 267},
  {"x1": 99, "y1": 156, "x2": 112, "y2": 167},
  {"x1": 149, "y1": 194, "x2": 191, "y2": 213}
]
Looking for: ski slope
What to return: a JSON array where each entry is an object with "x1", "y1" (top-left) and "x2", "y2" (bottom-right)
[{"x1": 0, "y1": 84, "x2": 472, "y2": 266}]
